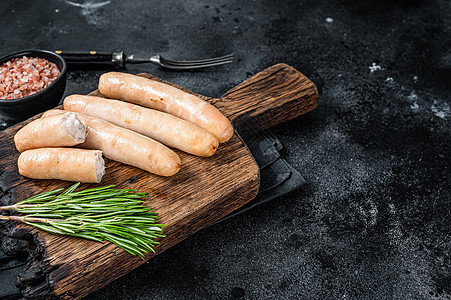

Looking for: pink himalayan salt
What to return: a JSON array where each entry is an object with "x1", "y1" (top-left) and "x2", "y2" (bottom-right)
[{"x1": 0, "y1": 56, "x2": 60, "y2": 100}]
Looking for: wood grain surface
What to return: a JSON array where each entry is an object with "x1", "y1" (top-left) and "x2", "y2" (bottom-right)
[{"x1": 0, "y1": 63, "x2": 318, "y2": 299}]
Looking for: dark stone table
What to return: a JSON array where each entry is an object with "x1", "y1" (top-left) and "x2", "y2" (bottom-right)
[{"x1": 1, "y1": 0, "x2": 449, "y2": 299}]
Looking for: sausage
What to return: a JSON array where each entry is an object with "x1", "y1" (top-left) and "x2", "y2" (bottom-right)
[
  {"x1": 98, "y1": 72, "x2": 233, "y2": 143},
  {"x1": 14, "y1": 112, "x2": 87, "y2": 152},
  {"x1": 18, "y1": 148, "x2": 105, "y2": 183},
  {"x1": 42, "y1": 110, "x2": 181, "y2": 176},
  {"x1": 63, "y1": 95, "x2": 219, "y2": 157}
]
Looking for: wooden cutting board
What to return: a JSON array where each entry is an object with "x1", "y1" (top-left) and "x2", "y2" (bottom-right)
[{"x1": 0, "y1": 63, "x2": 318, "y2": 299}]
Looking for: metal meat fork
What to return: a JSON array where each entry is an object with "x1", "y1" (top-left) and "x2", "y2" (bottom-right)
[{"x1": 55, "y1": 50, "x2": 234, "y2": 70}]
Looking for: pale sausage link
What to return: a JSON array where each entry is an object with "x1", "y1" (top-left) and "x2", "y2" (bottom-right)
[
  {"x1": 63, "y1": 94, "x2": 219, "y2": 157},
  {"x1": 98, "y1": 72, "x2": 233, "y2": 143},
  {"x1": 43, "y1": 109, "x2": 181, "y2": 177},
  {"x1": 18, "y1": 148, "x2": 105, "y2": 183},
  {"x1": 14, "y1": 112, "x2": 87, "y2": 152}
]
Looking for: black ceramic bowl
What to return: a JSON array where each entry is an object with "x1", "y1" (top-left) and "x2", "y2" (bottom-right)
[{"x1": 0, "y1": 49, "x2": 67, "y2": 124}]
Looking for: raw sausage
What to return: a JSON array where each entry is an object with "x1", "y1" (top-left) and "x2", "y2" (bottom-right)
[
  {"x1": 63, "y1": 95, "x2": 219, "y2": 157},
  {"x1": 14, "y1": 112, "x2": 87, "y2": 152},
  {"x1": 18, "y1": 148, "x2": 105, "y2": 183},
  {"x1": 43, "y1": 110, "x2": 181, "y2": 176},
  {"x1": 98, "y1": 72, "x2": 233, "y2": 143}
]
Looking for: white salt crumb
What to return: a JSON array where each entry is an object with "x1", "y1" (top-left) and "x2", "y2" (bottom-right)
[
  {"x1": 433, "y1": 111, "x2": 446, "y2": 119},
  {"x1": 385, "y1": 77, "x2": 394, "y2": 83},
  {"x1": 413, "y1": 75, "x2": 418, "y2": 82},
  {"x1": 369, "y1": 63, "x2": 382, "y2": 73},
  {"x1": 325, "y1": 17, "x2": 333, "y2": 23},
  {"x1": 407, "y1": 91, "x2": 418, "y2": 101},
  {"x1": 431, "y1": 100, "x2": 449, "y2": 119},
  {"x1": 410, "y1": 102, "x2": 419, "y2": 110},
  {"x1": 55, "y1": 9, "x2": 59, "y2": 13}
]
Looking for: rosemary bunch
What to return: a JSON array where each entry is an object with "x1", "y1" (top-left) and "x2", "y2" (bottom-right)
[{"x1": 0, "y1": 183, "x2": 165, "y2": 259}]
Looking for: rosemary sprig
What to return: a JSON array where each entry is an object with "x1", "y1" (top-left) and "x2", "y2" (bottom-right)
[{"x1": 0, "y1": 183, "x2": 165, "y2": 259}]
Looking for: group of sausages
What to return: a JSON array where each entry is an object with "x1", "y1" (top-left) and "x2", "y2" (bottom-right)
[{"x1": 14, "y1": 72, "x2": 233, "y2": 183}]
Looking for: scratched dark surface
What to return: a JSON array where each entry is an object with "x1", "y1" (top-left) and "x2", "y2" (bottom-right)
[{"x1": 0, "y1": 0, "x2": 450, "y2": 299}]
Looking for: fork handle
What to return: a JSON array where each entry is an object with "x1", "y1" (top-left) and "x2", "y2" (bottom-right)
[{"x1": 55, "y1": 51, "x2": 125, "y2": 68}]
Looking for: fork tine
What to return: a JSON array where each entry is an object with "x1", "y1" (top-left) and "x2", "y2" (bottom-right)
[
  {"x1": 162, "y1": 54, "x2": 234, "y2": 68},
  {"x1": 165, "y1": 59, "x2": 233, "y2": 68},
  {"x1": 162, "y1": 59, "x2": 234, "y2": 70},
  {"x1": 164, "y1": 59, "x2": 233, "y2": 68},
  {"x1": 164, "y1": 54, "x2": 234, "y2": 65}
]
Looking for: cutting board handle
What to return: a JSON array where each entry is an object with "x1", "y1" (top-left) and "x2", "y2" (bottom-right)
[{"x1": 214, "y1": 63, "x2": 318, "y2": 136}]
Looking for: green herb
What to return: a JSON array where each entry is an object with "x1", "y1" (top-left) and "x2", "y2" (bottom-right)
[{"x1": 0, "y1": 183, "x2": 165, "y2": 259}]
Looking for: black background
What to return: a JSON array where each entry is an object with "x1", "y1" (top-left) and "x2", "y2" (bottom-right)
[{"x1": 1, "y1": 0, "x2": 450, "y2": 299}]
